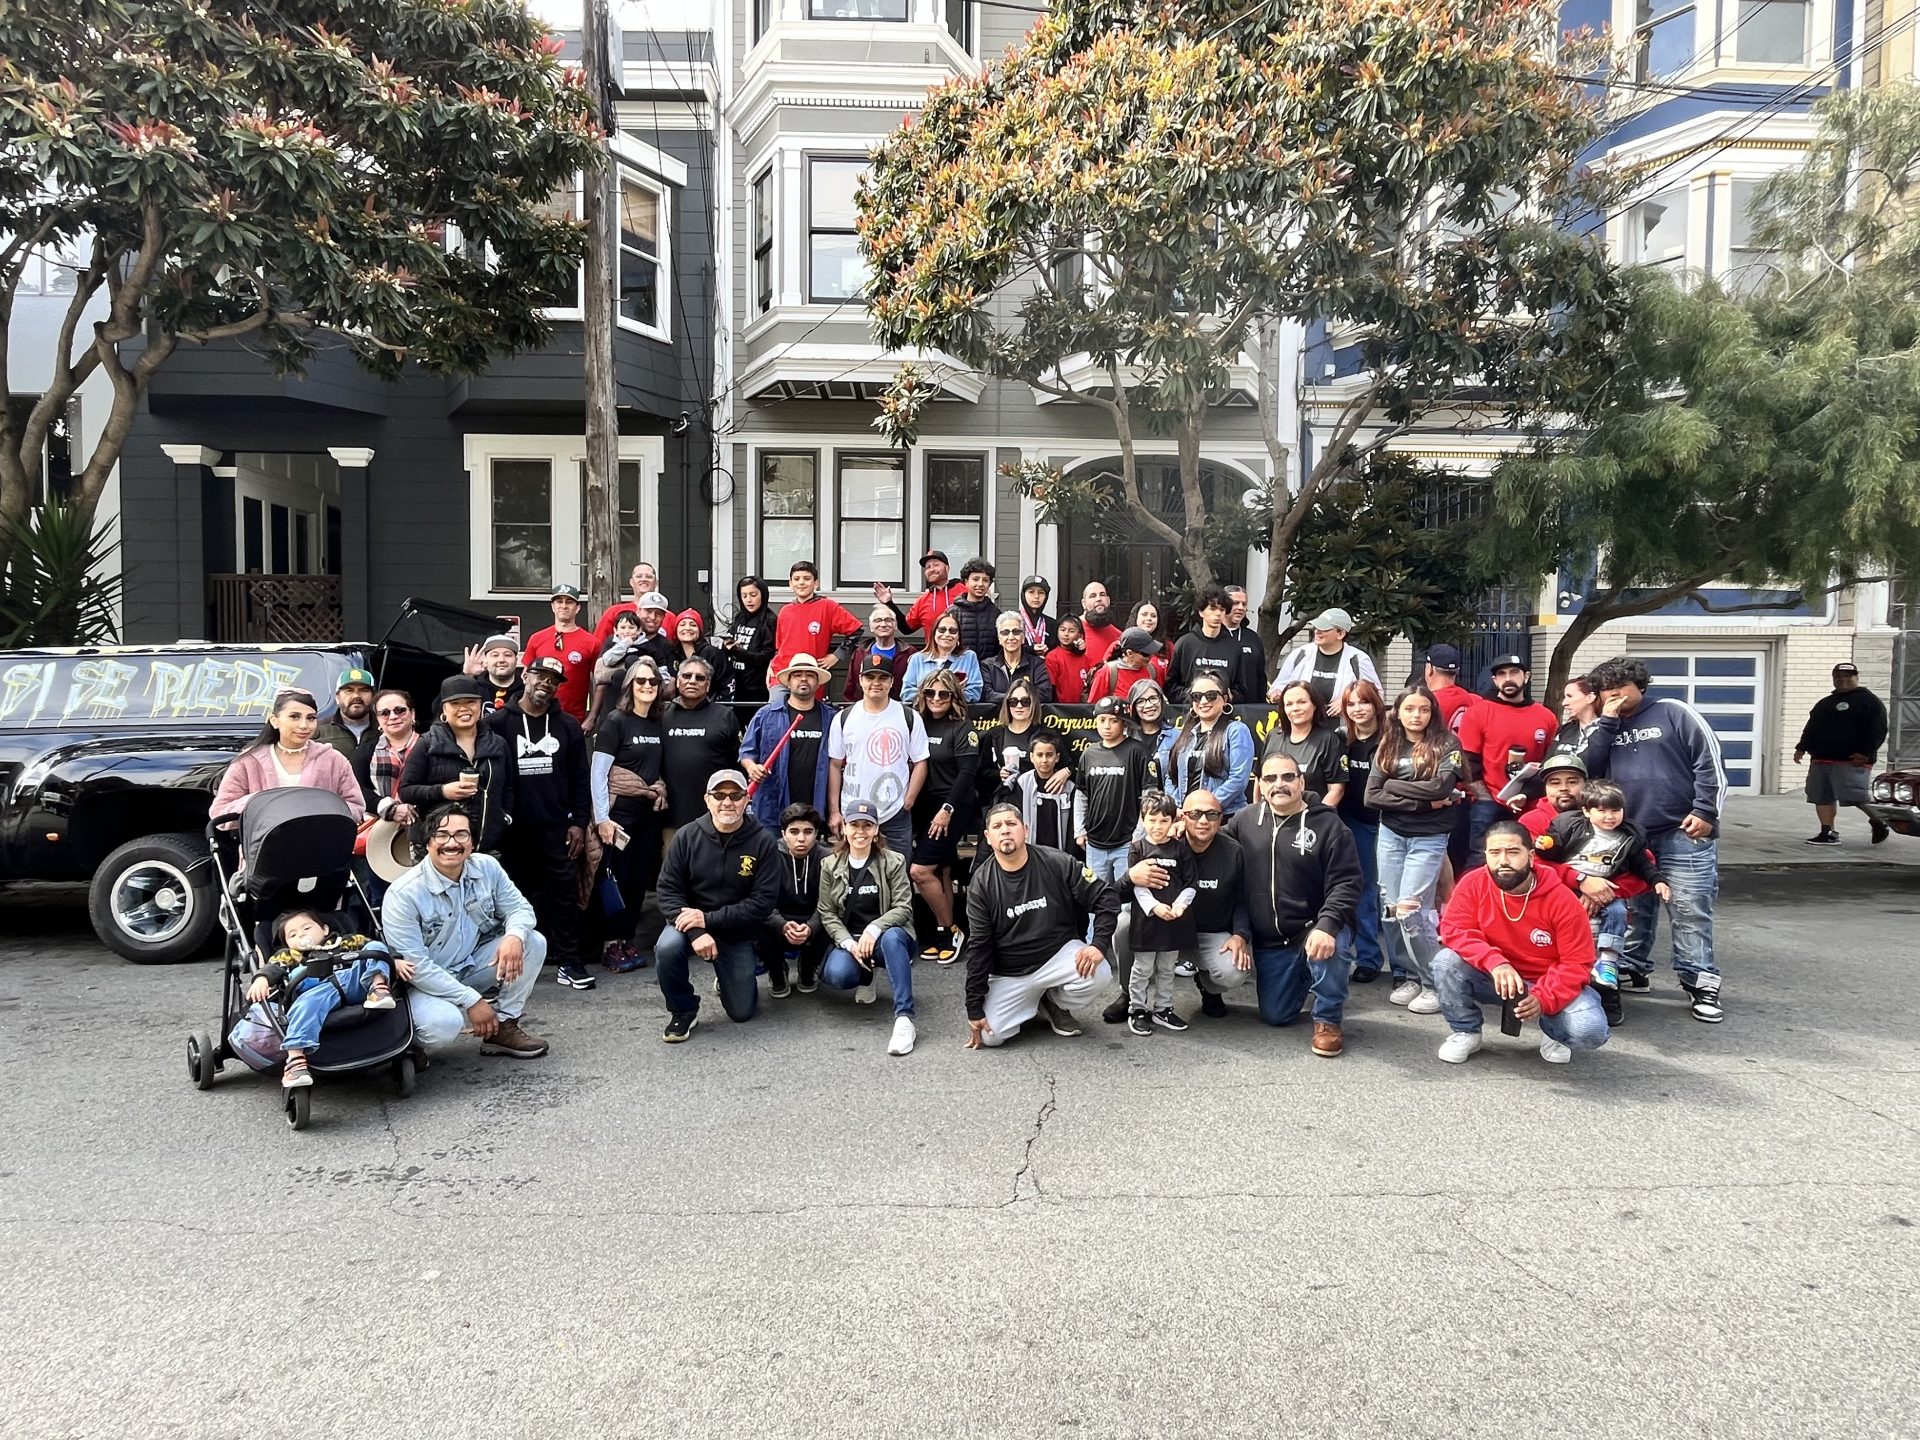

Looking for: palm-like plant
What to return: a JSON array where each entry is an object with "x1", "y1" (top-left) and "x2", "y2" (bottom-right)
[{"x1": 0, "y1": 502, "x2": 123, "y2": 647}]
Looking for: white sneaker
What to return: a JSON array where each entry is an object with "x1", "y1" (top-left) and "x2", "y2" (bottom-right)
[
  {"x1": 854, "y1": 983, "x2": 877, "y2": 1005},
  {"x1": 887, "y1": 1015, "x2": 916, "y2": 1056},
  {"x1": 1539, "y1": 1037, "x2": 1572, "y2": 1065},
  {"x1": 1437, "y1": 1031, "x2": 1483, "y2": 1064},
  {"x1": 1407, "y1": 987, "x2": 1441, "y2": 1015},
  {"x1": 1388, "y1": 980, "x2": 1421, "y2": 1006}
]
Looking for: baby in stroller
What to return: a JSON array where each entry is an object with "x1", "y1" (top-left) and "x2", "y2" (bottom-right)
[{"x1": 247, "y1": 909, "x2": 397, "y2": 1089}]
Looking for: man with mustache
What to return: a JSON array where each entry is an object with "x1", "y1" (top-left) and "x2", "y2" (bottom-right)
[
  {"x1": 1430, "y1": 819, "x2": 1609, "y2": 1066},
  {"x1": 1455, "y1": 653, "x2": 1557, "y2": 867},
  {"x1": 1079, "y1": 580, "x2": 1123, "y2": 666}
]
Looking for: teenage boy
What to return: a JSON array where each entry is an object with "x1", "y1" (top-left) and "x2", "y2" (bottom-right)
[
  {"x1": 1223, "y1": 586, "x2": 1267, "y2": 704},
  {"x1": 522, "y1": 582, "x2": 602, "y2": 723},
  {"x1": 828, "y1": 658, "x2": 931, "y2": 855},
  {"x1": 1165, "y1": 586, "x2": 1241, "y2": 702},
  {"x1": 947, "y1": 558, "x2": 1003, "y2": 659},
  {"x1": 769, "y1": 561, "x2": 863, "y2": 692}
]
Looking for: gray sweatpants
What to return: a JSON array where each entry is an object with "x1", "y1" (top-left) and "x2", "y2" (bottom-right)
[
  {"x1": 1190, "y1": 930, "x2": 1249, "y2": 995},
  {"x1": 1129, "y1": 948, "x2": 1180, "y2": 1012}
]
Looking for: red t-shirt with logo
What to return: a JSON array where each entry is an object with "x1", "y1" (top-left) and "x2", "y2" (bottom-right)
[
  {"x1": 1456, "y1": 699, "x2": 1557, "y2": 791},
  {"x1": 521, "y1": 625, "x2": 602, "y2": 723},
  {"x1": 1433, "y1": 684, "x2": 1478, "y2": 734},
  {"x1": 771, "y1": 595, "x2": 863, "y2": 675}
]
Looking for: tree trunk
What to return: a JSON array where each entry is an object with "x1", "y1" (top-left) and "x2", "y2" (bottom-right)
[{"x1": 1173, "y1": 413, "x2": 1216, "y2": 596}]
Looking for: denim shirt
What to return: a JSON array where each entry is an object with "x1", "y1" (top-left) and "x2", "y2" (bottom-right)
[{"x1": 381, "y1": 853, "x2": 536, "y2": 1008}]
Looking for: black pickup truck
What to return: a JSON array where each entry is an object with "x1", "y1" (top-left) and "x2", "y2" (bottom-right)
[{"x1": 0, "y1": 599, "x2": 492, "y2": 962}]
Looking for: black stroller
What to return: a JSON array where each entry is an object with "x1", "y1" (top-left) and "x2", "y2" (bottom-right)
[{"x1": 186, "y1": 788, "x2": 417, "y2": 1130}]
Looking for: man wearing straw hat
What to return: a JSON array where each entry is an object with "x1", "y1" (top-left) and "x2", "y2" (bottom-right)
[{"x1": 741, "y1": 653, "x2": 837, "y2": 829}]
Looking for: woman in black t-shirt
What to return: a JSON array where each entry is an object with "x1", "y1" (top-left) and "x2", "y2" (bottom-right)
[
  {"x1": 592, "y1": 657, "x2": 668, "y2": 970},
  {"x1": 909, "y1": 666, "x2": 982, "y2": 963},
  {"x1": 1261, "y1": 680, "x2": 1347, "y2": 809},
  {"x1": 722, "y1": 576, "x2": 777, "y2": 704},
  {"x1": 1337, "y1": 679, "x2": 1386, "y2": 983}
]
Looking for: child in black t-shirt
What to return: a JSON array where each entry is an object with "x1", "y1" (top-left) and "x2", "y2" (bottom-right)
[{"x1": 1125, "y1": 791, "x2": 1196, "y2": 1037}]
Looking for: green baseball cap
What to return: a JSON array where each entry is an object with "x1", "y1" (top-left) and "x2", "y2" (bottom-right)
[{"x1": 337, "y1": 667, "x2": 376, "y2": 690}]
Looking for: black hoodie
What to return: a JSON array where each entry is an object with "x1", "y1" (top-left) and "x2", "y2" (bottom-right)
[
  {"x1": 1225, "y1": 799, "x2": 1362, "y2": 946},
  {"x1": 656, "y1": 812, "x2": 783, "y2": 943}
]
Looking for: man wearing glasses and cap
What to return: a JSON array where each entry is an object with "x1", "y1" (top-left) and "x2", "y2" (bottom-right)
[
  {"x1": 654, "y1": 768, "x2": 784, "y2": 1043},
  {"x1": 521, "y1": 581, "x2": 602, "y2": 724},
  {"x1": 1269, "y1": 606, "x2": 1382, "y2": 717},
  {"x1": 314, "y1": 666, "x2": 379, "y2": 762},
  {"x1": 1795, "y1": 661, "x2": 1890, "y2": 846},
  {"x1": 874, "y1": 549, "x2": 965, "y2": 638}
]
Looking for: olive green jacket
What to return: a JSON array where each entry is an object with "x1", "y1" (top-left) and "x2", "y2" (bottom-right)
[{"x1": 816, "y1": 846, "x2": 915, "y2": 950}]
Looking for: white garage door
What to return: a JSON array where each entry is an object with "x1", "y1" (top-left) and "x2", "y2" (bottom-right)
[{"x1": 1640, "y1": 651, "x2": 1764, "y2": 795}]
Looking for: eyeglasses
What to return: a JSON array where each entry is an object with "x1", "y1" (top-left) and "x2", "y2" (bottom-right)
[
  {"x1": 376, "y1": 706, "x2": 410, "y2": 718},
  {"x1": 924, "y1": 689, "x2": 953, "y2": 699},
  {"x1": 1265, "y1": 771, "x2": 1303, "y2": 784},
  {"x1": 430, "y1": 829, "x2": 473, "y2": 843}
]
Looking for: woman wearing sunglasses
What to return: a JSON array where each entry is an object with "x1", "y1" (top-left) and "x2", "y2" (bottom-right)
[
  {"x1": 1165, "y1": 679, "x2": 1255, "y2": 818},
  {"x1": 978, "y1": 677, "x2": 1065, "y2": 805},
  {"x1": 908, "y1": 667, "x2": 981, "y2": 963},
  {"x1": 979, "y1": 611, "x2": 1055, "y2": 709},
  {"x1": 590, "y1": 658, "x2": 670, "y2": 971},
  {"x1": 900, "y1": 615, "x2": 983, "y2": 703},
  {"x1": 355, "y1": 689, "x2": 422, "y2": 824}
]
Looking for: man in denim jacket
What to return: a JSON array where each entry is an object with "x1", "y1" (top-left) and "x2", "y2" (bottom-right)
[{"x1": 382, "y1": 802, "x2": 550, "y2": 1057}]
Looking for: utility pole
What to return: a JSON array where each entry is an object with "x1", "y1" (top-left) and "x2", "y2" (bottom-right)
[{"x1": 581, "y1": 0, "x2": 620, "y2": 612}]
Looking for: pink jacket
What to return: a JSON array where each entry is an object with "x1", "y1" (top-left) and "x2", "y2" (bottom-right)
[{"x1": 212, "y1": 744, "x2": 366, "y2": 823}]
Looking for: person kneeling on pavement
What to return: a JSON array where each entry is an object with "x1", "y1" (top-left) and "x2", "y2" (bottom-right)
[
  {"x1": 816, "y1": 800, "x2": 920, "y2": 1056},
  {"x1": 1432, "y1": 820, "x2": 1610, "y2": 1066},
  {"x1": 655, "y1": 768, "x2": 782, "y2": 1043},
  {"x1": 381, "y1": 803, "x2": 549, "y2": 1058},
  {"x1": 247, "y1": 909, "x2": 397, "y2": 1089},
  {"x1": 964, "y1": 804, "x2": 1122, "y2": 1049}
]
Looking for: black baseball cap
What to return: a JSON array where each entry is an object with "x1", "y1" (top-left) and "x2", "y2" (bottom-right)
[
  {"x1": 1426, "y1": 643, "x2": 1461, "y2": 673},
  {"x1": 1022, "y1": 575, "x2": 1050, "y2": 594},
  {"x1": 918, "y1": 549, "x2": 949, "y2": 566},
  {"x1": 525, "y1": 656, "x2": 566, "y2": 680},
  {"x1": 1489, "y1": 653, "x2": 1530, "y2": 672},
  {"x1": 436, "y1": 675, "x2": 486, "y2": 705},
  {"x1": 1092, "y1": 695, "x2": 1129, "y2": 717},
  {"x1": 1833, "y1": 662, "x2": 1859, "y2": 674}
]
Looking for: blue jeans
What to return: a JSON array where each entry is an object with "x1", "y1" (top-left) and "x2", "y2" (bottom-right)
[
  {"x1": 1432, "y1": 948, "x2": 1610, "y2": 1051},
  {"x1": 1252, "y1": 938, "x2": 1347, "y2": 1026},
  {"x1": 1593, "y1": 897, "x2": 1628, "y2": 954},
  {"x1": 1084, "y1": 840, "x2": 1132, "y2": 949},
  {"x1": 1465, "y1": 799, "x2": 1508, "y2": 869},
  {"x1": 1624, "y1": 831, "x2": 1719, "y2": 984},
  {"x1": 406, "y1": 931, "x2": 549, "y2": 1051},
  {"x1": 654, "y1": 926, "x2": 759, "y2": 1022},
  {"x1": 818, "y1": 926, "x2": 916, "y2": 1017},
  {"x1": 1339, "y1": 818, "x2": 1383, "y2": 974},
  {"x1": 282, "y1": 953, "x2": 394, "y2": 1053},
  {"x1": 1376, "y1": 828, "x2": 1447, "y2": 980}
]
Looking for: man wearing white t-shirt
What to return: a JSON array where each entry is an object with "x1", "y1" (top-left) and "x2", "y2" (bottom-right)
[{"x1": 828, "y1": 658, "x2": 930, "y2": 853}]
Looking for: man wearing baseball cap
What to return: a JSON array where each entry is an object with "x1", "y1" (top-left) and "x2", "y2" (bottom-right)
[
  {"x1": 1084, "y1": 626, "x2": 1163, "y2": 703},
  {"x1": 1422, "y1": 643, "x2": 1478, "y2": 732},
  {"x1": 1795, "y1": 660, "x2": 1891, "y2": 845},
  {"x1": 1514, "y1": 750, "x2": 1589, "y2": 839},
  {"x1": 654, "y1": 767, "x2": 783, "y2": 1043},
  {"x1": 521, "y1": 581, "x2": 601, "y2": 724},
  {"x1": 315, "y1": 666, "x2": 379, "y2": 762},
  {"x1": 1269, "y1": 606, "x2": 1382, "y2": 716},
  {"x1": 874, "y1": 549, "x2": 964, "y2": 638},
  {"x1": 593, "y1": 560, "x2": 679, "y2": 646},
  {"x1": 1456, "y1": 653, "x2": 1557, "y2": 866},
  {"x1": 466, "y1": 634, "x2": 525, "y2": 712}
]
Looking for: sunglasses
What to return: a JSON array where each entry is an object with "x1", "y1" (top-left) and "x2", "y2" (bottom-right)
[
  {"x1": 681, "y1": 673, "x2": 710, "y2": 682},
  {"x1": 709, "y1": 789, "x2": 747, "y2": 801},
  {"x1": 1265, "y1": 772, "x2": 1303, "y2": 783},
  {"x1": 1008, "y1": 696, "x2": 1032, "y2": 707},
  {"x1": 924, "y1": 690, "x2": 953, "y2": 699},
  {"x1": 1182, "y1": 809, "x2": 1223, "y2": 820},
  {"x1": 376, "y1": 706, "x2": 410, "y2": 717},
  {"x1": 632, "y1": 677, "x2": 660, "y2": 687},
  {"x1": 1191, "y1": 691, "x2": 1224, "y2": 702}
]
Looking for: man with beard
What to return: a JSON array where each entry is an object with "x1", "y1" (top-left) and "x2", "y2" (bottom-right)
[
  {"x1": 486, "y1": 657, "x2": 592, "y2": 989},
  {"x1": 742, "y1": 654, "x2": 836, "y2": 829},
  {"x1": 467, "y1": 634, "x2": 525, "y2": 712},
  {"x1": 1512, "y1": 752, "x2": 1589, "y2": 838},
  {"x1": 593, "y1": 560, "x2": 679, "y2": 645},
  {"x1": 1455, "y1": 654, "x2": 1556, "y2": 865},
  {"x1": 875, "y1": 549, "x2": 964, "y2": 638},
  {"x1": 522, "y1": 583, "x2": 602, "y2": 724},
  {"x1": 1079, "y1": 581, "x2": 1124, "y2": 665},
  {"x1": 1432, "y1": 820, "x2": 1609, "y2": 1066},
  {"x1": 1223, "y1": 587, "x2": 1267, "y2": 704},
  {"x1": 315, "y1": 667, "x2": 377, "y2": 761},
  {"x1": 963, "y1": 804, "x2": 1121, "y2": 1048},
  {"x1": 660, "y1": 657, "x2": 743, "y2": 837}
]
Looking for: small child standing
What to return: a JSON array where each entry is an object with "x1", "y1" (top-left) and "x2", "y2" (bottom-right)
[
  {"x1": 1011, "y1": 733, "x2": 1086, "y2": 856},
  {"x1": 246, "y1": 910, "x2": 396, "y2": 1089},
  {"x1": 586, "y1": 612, "x2": 647, "y2": 729},
  {"x1": 757, "y1": 803, "x2": 827, "y2": 997},
  {"x1": 1125, "y1": 790, "x2": 1196, "y2": 1036},
  {"x1": 1537, "y1": 779, "x2": 1670, "y2": 1001}
]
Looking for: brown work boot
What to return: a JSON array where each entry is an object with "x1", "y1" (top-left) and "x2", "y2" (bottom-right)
[
  {"x1": 480, "y1": 1019, "x2": 549, "y2": 1058},
  {"x1": 1311, "y1": 1021, "x2": 1344, "y2": 1058}
]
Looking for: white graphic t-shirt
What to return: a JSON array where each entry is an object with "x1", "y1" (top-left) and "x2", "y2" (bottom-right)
[{"x1": 829, "y1": 702, "x2": 929, "y2": 823}]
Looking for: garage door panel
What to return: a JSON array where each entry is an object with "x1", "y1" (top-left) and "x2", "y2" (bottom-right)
[{"x1": 1638, "y1": 649, "x2": 1764, "y2": 797}]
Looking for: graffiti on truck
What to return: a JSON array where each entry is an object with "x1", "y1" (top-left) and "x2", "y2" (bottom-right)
[{"x1": 0, "y1": 654, "x2": 338, "y2": 729}]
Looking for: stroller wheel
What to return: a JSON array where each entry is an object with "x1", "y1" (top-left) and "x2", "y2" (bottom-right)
[
  {"x1": 394, "y1": 1053, "x2": 417, "y2": 1099},
  {"x1": 285, "y1": 1088, "x2": 311, "y2": 1131},
  {"x1": 187, "y1": 1031, "x2": 219, "y2": 1091}
]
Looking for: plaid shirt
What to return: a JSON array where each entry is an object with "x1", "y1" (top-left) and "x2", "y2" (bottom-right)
[{"x1": 369, "y1": 733, "x2": 417, "y2": 815}]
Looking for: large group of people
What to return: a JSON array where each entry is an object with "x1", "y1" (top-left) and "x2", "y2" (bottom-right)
[{"x1": 218, "y1": 553, "x2": 1760, "y2": 1081}]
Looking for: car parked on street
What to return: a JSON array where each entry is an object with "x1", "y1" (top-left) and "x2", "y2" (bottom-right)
[
  {"x1": 1867, "y1": 767, "x2": 1920, "y2": 839},
  {"x1": 0, "y1": 599, "x2": 492, "y2": 962}
]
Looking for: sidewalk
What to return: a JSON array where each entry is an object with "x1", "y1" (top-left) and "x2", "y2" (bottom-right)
[{"x1": 1718, "y1": 793, "x2": 1920, "y2": 870}]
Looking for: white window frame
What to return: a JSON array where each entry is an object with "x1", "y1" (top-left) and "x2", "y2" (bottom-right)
[
  {"x1": 463, "y1": 433, "x2": 665, "y2": 603},
  {"x1": 447, "y1": 177, "x2": 584, "y2": 321},
  {"x1": 1613, "y1": 0, "x2": 1828, "y2": 78},
  {"x1": 808, "y1": 155, "x2": 870, "y2": 305},
  {"x1": 232, "y1": 456, "x2": 340, "y2": 578},
  {"x1": 1623, "y1": 185, "x2": 1692, "y2": 271},
  {"x1": 615, "y1": 168, "x2": 672, "y2": 343}
]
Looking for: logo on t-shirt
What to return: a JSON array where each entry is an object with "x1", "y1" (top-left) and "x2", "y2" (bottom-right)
[
  {"x1": 808, "y1": 620, "x2": 821, "y2": 635},
  {"x1": 568, "y1": 650, "x2": 583, "y2": 665},
  {"x1": 1007, "y1": 896, "x2": 1049, "y2": 919},
  {"x1": 1529, "y1": 927, "x2": 1552, "y2": 947},
  {"x1": 1292, "y1": 825, "x2": 1317, "y2": 855},
  {"x1": 1533, "y1": 728, "x2": 1546, "y2": 742},
  {"x1": 866, "y1": 728, "x2": 906, "y2": 766},
  {"x1": 739, "y1": 855, "x2": 756, "y2": 877}
]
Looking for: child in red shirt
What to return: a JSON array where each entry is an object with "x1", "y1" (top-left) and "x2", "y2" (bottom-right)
[{"x1": 769, "y1": 561, "x2": 862, "y2": 692}]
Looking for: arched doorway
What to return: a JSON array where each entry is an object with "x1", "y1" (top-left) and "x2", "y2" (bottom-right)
[{"x1": 1059, "y1": 457, "x2": 1250, "y2": 617}]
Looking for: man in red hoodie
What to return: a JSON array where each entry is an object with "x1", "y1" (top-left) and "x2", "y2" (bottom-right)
[{"x1": 1430, "y1": 819, "x2": 1609, "y2": 1066}]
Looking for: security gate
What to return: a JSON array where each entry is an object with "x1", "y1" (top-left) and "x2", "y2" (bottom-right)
[{"x1": 1639, "y1": 651, "x2": 1766, "y2": 794}]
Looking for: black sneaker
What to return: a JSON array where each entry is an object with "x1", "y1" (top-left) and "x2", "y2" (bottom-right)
[
  {"x1": 1199, "y1": 990, "x2": 1228, "y2": 1019},
  {"x1": 1600, "y1": 984, "x2": 1624, "y2": 1027},
  {"x1": 1681, "y1": 978, "x2": 1724, "y2": 1024},
  {"x1": 1871, "y1": 816, "x2": 1891, "y2": 845},
  {"x1": 1804, "y1": 829, "x2": 1841, "y2": 846},
  {"x1": 1350, "y1": 967, "x2": 1380, "y2": 984},
  {"x1": 555, "y1": 965, "x2": 597, "y2": 990},
  {"x1": 1622, "y1": 971, "x2": 1653, "y2": 992},
  {"x1": 1037, "y1": 994, "x2": 1082, "y2": 1037},
  {"x1": 1102, "y1": 995, "x2": 1130, "y2": 1025},
  {"x1": 1151, "y1": 1007, "x2": 1190, "y2": 1033},
  {"x1": 662, "y1": 1013, "x2": 698, "y2": 1043},
  {"x1": 1126, "y1": 1008, "x2": 1153, "y2": 1036},
  {"x1": 768, "y1": 972, "x2": 792, "y2": 999},
  {"x1": 919, "y1": 928, "x2": 947, "y2": 963}
]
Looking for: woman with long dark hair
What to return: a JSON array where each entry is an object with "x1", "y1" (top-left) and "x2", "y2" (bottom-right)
[
  {"x1": 979, "y1": 675, "x2": 1058, "y2": 808},
  {"x1": 909, "y1": 666, "x2": 981, "y2": 963},
  {"x1": 1364, "y1": 684, "x2": 1465, "y2": 1013},
  {"x1": 212, "y1": 687, "x2": 366, "y2": 822},
  {"x1": 1262, "y1": 679, "x2": 1347, "y2": 810},
  {"x1": 665, "y1": 610, "x2": 731, "y2": 698},
  {"x1": 398, "y1": 675, "x2": 513, "y2": 854},
  {"x1": 1337, "y1": 679, "x2": 1386, "y2": 983},
  {"x1": 722, "y1": 576, "x2": 778, "y2": 704},
  {"x1": 591, "y1": 657, "x2": 670, "y2": 970},
  {"x1": 1166, "y1": 674, "x2": 1255, "y2": 817}
]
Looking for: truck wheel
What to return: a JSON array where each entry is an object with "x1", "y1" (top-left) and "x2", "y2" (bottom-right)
[{"x1": 88, "y1": 832, "x2": 218, "y2": 964}]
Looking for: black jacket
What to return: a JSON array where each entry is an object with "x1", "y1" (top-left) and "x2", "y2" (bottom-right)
[
  {"x1": 656, "y1": 813, "x2": 783, "y2": 943},
  {"x1": 979, "y1": 650, "x2": 1055, "y2": 707},
  {"x1": 398, "y1": 721, "x2": 515, "y2": 854},
  {"x1": 1537, "y1": 812, "x2": 1664, "y2": 887},
  {"x1": 947, "y1": 594, "x2": 1001, "y2": 662},
  {"x1": 1226, "y1": 799, "x2": 1362, "y2": 947},
  {"x1": 722, "y1": 607, "x2": 778, "y2": 702},
  {"x1": 1796, "y1": 687, "x2": 1888, "y2": 763}
]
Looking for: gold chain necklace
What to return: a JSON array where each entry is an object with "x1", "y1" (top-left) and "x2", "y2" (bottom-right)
[{"x1": 1496, "y1": 876, "x2": 1534, "y2": 923}]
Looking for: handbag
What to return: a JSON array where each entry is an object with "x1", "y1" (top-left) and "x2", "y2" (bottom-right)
[
  {"x1": 227, "y1": 1000, "x2": 289, "y2": 1072},
  {"x1": 596, "y1": 863, "x2": 626, "y2": 919}
]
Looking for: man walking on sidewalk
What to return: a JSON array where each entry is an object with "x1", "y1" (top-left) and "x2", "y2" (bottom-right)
[{"x1": 1795, "y1": 662, "x2": 1890, "y2": 846}]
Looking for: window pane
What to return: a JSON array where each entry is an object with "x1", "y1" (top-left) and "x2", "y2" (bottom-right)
[
  {"x1": 753, "y1": 173, "x2": 772, "y2": 250},
  {"x1": 621, "y1": 183, "x2": 658, "y2": 253},
  {"x1": 810, "y1": 235, "x2": 868, "y2": 299},
  {"x1": 1630, "y1": 190, "x2": 1688, "y2": 267},
  {"x1": 620, "y1": 250, "x2": 659, "y2": 327},
  {"x1": 929, "y1": 518, "x2": 980, "y2": 563},
  {"x1": 764, "y1": 519, "x2": 814, "y2": 579},
  {"x1": 492, "y1": 459, "x2": 552, "y2": 592},
  {"x1": 1737, "y1": 0, "x2": 1807, "y2": 63},
  {"x1": 945, "y1": 0, "x2": 971, "y2": 47},
  {"x1": 761, "y1": 453, "x2": 816, "y2": 517},
  {"x1": 295, "y1": 513, "x2": 311, "y2": 574},
  {"x1": 492, "y1": 460, "x2": 552, "y2": 522},
  {"x1": 839, "y1": 453, "x2": 904, "y2": 520},
  {"x1": 270, "y1": 504, "x2": 290, "y2": 574},
  {"x1": 839, "y1": 520, "x2": 905, "y2": 585},
  {"x1": 811, "y1": 161, "x2": 865, "y2": 230},
  {"x1": 809, "y1": 0, "x2": 908, "y2": 18},
  {"x1": 243, "y1": 497, "x2": 264, "y2": 573},
  {"x1": 1636, "y1": 9, "x2": 1694, "y2": 79},
  {"x1": 927, "y1": 454, "x2": 984, "y2": 516}
]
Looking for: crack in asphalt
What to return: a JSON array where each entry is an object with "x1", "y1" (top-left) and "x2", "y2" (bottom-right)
[{"x1": 1010, "y1": 1071, "x2": 1058, "y2": 1203}]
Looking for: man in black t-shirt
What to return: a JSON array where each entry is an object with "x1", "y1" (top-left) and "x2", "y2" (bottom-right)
[
  {"x1": 1129, "y1": 792, "x2": 1250, "y2": 1017},
  {"x1": 660, "y1": 656, "x2": 743, "y2": 832},
  {"x1": 965, "y1": 804, "x2": 1122, "y2": 1047},
  {"x1": 742, "y1": 653, "x2": 834, "y2": 830}
]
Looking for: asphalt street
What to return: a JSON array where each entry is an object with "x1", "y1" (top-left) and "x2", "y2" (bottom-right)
[{"x1": 2, "y1": 865, "x2": 1916, "y2": 1439}]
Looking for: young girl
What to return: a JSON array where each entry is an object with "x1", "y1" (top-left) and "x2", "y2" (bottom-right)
[
  {"x1": 724, "y1": 575, "x2": 779, "y2": 704},
  {"x1": 1363, "y1": 685, "x2": 1465, "y2": 1013},
  {"x1": 1010, "y1": 733, "x2": 1085, "y2": 855},
  {"x1": 1338, "y1": 680, "x2": 1386, "y2": 983},
  {"x1": 1045, "y1": 616, "x2": 1092, "y2": 704},
  {"x1": 757, "y1": 803, "x2": 826, "y2": 996},
  {"x1": 246, "y1": 909, "x2": 395, "y2": 1089},
  {"x1": 1125, "y1": 790, "x2": 1195, "y2": 1036},
  {"x1": 816, "y1": 800, "x2": 919, "y2": 1058}
]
